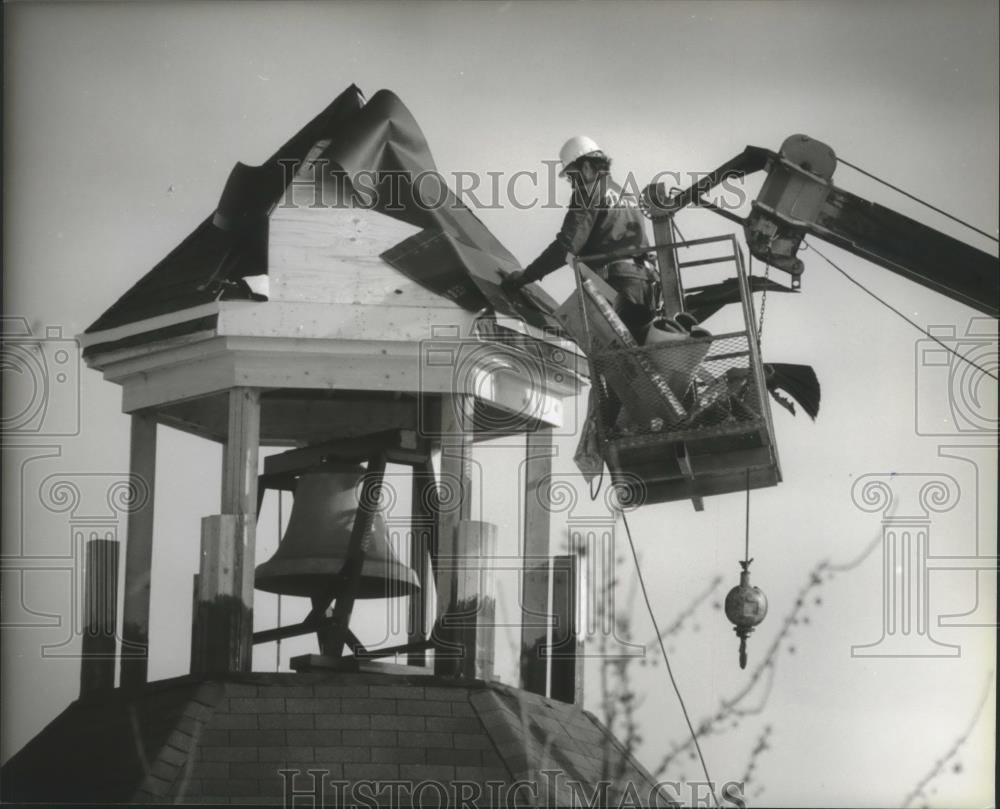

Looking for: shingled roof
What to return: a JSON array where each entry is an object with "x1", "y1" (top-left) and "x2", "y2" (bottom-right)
[
  {"x1": 85, "y1": 85, "x2": 561, "y2": 338},
  {"x1": 2, "y1": 670, "x2": 663, "y2": 807}
]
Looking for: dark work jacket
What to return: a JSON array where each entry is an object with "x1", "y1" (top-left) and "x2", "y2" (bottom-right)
[{"x1": 522, "y1": 176, "x2": 650, "y2": 283}]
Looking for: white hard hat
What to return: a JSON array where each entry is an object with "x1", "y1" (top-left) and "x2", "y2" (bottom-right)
[{"x1": 558, "y1": 135, "x2": 604, "y2": 176}]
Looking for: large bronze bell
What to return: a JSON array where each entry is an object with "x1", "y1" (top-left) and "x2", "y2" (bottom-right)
[{"x1": 254, "y1": 465, "x2": 420, "y2": 600}]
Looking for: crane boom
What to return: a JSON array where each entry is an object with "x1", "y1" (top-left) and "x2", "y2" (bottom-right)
[
  {"x1": 649, "y1": 134, "x2": 999, "y2": 317},
  {"x1": 810, "y1": 185, "x2": 997, "y2": 316}
]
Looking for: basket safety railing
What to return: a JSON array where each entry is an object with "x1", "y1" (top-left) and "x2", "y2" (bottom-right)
[{"x1": 571, "y1": 234, "x2": 774, "y2": 451}]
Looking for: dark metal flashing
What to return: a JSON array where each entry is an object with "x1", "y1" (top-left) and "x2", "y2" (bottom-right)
[{"x1": 81, "y1": 314, "x2": 219, "y2": 360}]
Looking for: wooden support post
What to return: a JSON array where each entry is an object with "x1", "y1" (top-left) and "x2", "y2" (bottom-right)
[
  {"x1": 214, "y1": 387, "x2": 261, "y2": 672},
  {"x1": 549, "y1": 554, "x2": 584, "y2": 705},
  {"x1": 433, "y1": 394, "x2": 475, "y2": 676},
  {"x1": 191, "y1": 515, "x2": 243, "y2": 674},
  {"x1": 408, "y1": 460, "x2": 436, "y2": 667},
  {"x1": 519, "y1": 428, "x2": 554, "y2": 695},
  {"x1": 313, "y1": 599, "x2": 338, "y2": 658},
  {"x1": 436, "y1": 520, "x2": 497, "y2": 681},
  {"x1": 120, "y1": 412, "x2": 157, "y2": 689},
  {"x1": 79, "y1": 538, "x2": 119, "y2": 696},
  {"x1": 520, "y1": 561, "x2": 550, "y2": 696},
  {"x1": 651, "y1": 186, "x2": 684, "y2": 317},
  {"x1": 189, "y1": 573, "x2": 199, "y2": 670}
]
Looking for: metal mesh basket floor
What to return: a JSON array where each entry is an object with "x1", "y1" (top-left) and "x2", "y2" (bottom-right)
[{"x1": 592, "y1": 330, "x2": 766, "y2": 442}]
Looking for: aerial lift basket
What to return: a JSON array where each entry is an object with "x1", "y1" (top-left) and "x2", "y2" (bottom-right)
[{"x1": 557, "y1": 234, "x2": 781, "y2": 510}]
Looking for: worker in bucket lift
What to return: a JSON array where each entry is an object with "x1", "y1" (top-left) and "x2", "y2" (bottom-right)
[{"x1": 502, "y1": 136, "x2": 657, "y2": 341}]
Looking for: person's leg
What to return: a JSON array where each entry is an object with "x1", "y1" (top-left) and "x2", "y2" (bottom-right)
[
  {"x1": 608, "y1": 275, "x2": 655, "y2": 343},
  {"x1": 597, "y1": 274, "x2": 655, "y2": 434}
]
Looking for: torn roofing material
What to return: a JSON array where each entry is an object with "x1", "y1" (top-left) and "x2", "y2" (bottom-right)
[
  {"x1": 85, "y1": 85, "x2": 561, "y2": 336},
  {"x1": 85, "y1": 84, "x2": 366, "y2": 334}
]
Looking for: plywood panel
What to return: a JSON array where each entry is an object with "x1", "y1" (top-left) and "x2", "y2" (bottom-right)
[
  {"x1": 218, "y1": 300, "x2": 473, "y2": 342},
  {"x1": 269, "y1": 202, "x2": 447, "y2": 307}
]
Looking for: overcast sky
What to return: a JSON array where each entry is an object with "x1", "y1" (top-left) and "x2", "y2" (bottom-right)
[{"x1": 2, "y1": 2, "x2": 997, "y2": 807}]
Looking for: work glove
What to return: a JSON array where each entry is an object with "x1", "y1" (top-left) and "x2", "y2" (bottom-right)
[{"x1": 500, "y1": 270, "x2": 529, "y2": 294}]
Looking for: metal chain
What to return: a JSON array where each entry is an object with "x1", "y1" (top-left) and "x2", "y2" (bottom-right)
[
  {"x1": 639, "y1": 184, "x2": 683, "y2": 220},
  {"x1": 748, "y1": 253, "x2": 769, "y2": 345},
  {"x1": 757, "y1": 261, "x2": 770, "y2": 344}
]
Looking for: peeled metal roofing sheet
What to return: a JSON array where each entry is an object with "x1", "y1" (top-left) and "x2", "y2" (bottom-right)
[{"x1": 86, "y1": 86, "x2": 561, "y2": 336}]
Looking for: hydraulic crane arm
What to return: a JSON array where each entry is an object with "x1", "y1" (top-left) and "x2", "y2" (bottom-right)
[
  {"x1": 811, "y1": 185, "x2": 997, "y2": 316},
  {"x1": 649, "y1": 134, "x2": 999, "y2": 317},
  {"x1": 644, "y1": 145, "x2": 773, "y2": 213}
]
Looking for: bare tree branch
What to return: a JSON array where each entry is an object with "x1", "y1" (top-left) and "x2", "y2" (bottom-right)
[
  {"x1": 740, "y1": 724, "x2": 773, "y2": 791},
  {"x1": 648, "y1": 575, "x2": 723, "y2": 645},
  {"x1": 652, "y1": 524, "x2": 885, "y2": 777},
  {"x1": 900, "y1": 671, "x2": 995, "y2": 809}
]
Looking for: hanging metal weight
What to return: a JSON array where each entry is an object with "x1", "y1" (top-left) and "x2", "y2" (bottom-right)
[{"x1": 724, "y1": 559, "x2": 768, "y2": 669}]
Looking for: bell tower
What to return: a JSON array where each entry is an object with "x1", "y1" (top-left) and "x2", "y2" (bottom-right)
[
  {"x1": 84, "y1": 196, "x2": 580, "y2": 682},
  {"x1": 2, "y1": 87, "x2": 667, "y2": 807}
]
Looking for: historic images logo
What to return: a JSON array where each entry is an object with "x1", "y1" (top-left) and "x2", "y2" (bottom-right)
[
  {"x1": 348, "y1": 465, "x2": 489, "y2": 652},
  {"x1": 914, "y1": 317, "x2": 997, "y2": 436},
  {"x1": 850, "y1": 473, "x2": 961, "y2": 658},
  {"x1": 527, "y1": 471, "x2": 646, "y2": 660},
  {"x1": 1, "y1": 317, "x2": 81, "y2": 437},
  {"x1": 417, "y1": 323, "x2": 574, "y2": 439},
  {"x1": 1, "y1": 459, "x2": 149, "y2": 660},
  {"x1": 277, "y1": 769, "x2": 747, "y2": 808},
  {"x1": 851, "y1": 317, "x2": 998, "y2": 658},
  {"x1": 2, "y1": 316, "x2": 130, "y2": 665}
]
